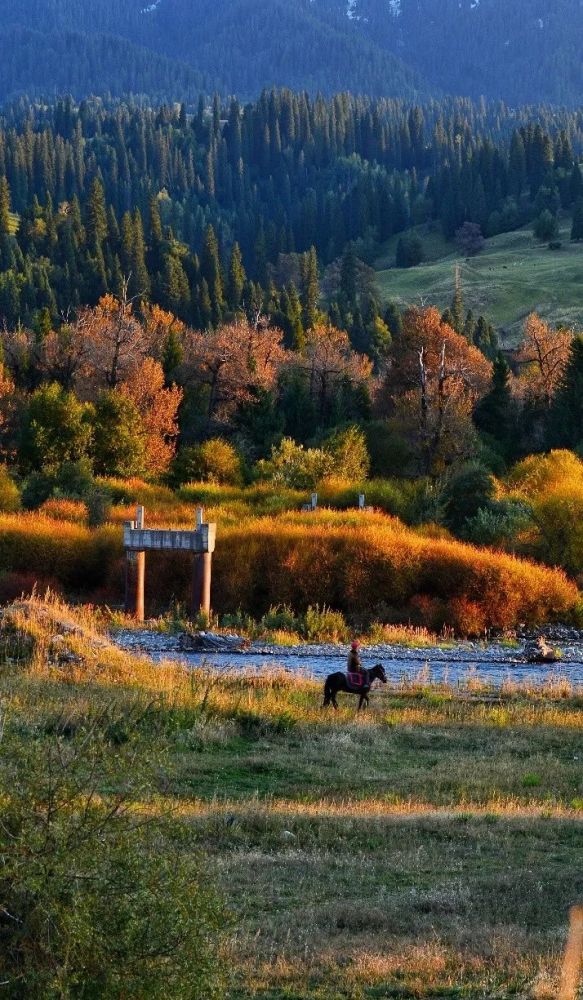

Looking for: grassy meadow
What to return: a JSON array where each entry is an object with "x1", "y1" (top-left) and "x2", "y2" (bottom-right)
[
  {"x1": 376, "y1": 220, "x2": 583, "y2": 342},
  {"x1": 1, "y1": 596, "x2": 582, "y2": 998}
]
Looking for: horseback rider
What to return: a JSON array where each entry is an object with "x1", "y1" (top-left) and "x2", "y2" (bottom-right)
[{"x1": 347, "y1": 640, "x2": 363, "y2": 677}]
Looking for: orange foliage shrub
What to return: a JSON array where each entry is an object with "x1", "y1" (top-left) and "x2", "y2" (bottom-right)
[
  {"x1": 39, "y1": 499, "x2": 87, "y2": 524},
  {"x1": 0, "y1": 515, "x2": 122, "y2": 592},
  {"x1": 213, "y1": 513, "x2": 580, "y2": 632},
  {"x1": 0, "y1": 507, "x2": 577, "y2": 632}
]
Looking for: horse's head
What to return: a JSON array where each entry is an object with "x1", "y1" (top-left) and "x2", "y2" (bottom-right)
[{"x1": 372, "y1": 663, "x2": 387, "y2": 684}]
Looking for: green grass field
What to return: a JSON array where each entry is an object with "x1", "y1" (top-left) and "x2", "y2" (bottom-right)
[
  {"x1": 3, "y1": 597, "x2": 582, "y2": 998},
  {"x1": 376, "y1": 220, "x2": 583, "y2": 344}
]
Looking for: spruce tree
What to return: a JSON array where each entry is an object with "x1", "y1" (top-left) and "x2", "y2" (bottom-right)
[
  {"x1": 86, "y1": 177, "x2": 108, "y2": 251},
  {"x1": 0, "y1": 176, "x2": 11, "y2": 236},
  {"x1": 300, "y1": 246, "x2": 319, "y2": 331},
  {"x1": 201, "y1": 224, "x2": 224, "y2": 325},
  {"x1": 474, "y1": 353, "x2": 514, "y2": 454},
  {"x1": 227, "y1": 242, "x2": 246, "y2": 312},
  {"x1": 130, "y1": 208, "x2": 150, "y2": 302},
  {"x1": 474, "y1": 315, "x2": 499, "y2": 360},
  {"x1": 571, "y1": 198, "x2": 583, "y2": 241},
  {"x1": 282, "y1": 284, "x2": 305, "y2": 352},
  {"x1": 548, "y1": 335, "x2": 583, "y2": 449}
]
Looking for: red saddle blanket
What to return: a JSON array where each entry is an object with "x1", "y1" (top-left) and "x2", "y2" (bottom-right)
[{"x1": 346, "y1": 672, "x2": 368, "y2": 691}]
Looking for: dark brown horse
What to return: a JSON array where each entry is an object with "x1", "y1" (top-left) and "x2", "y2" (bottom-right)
[{"x1": 322, "y1": 663, "x2": 387, "y2": 711}]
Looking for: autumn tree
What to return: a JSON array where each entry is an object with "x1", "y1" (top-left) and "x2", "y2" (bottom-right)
[
  {"x1": 75, "y1": 290, "x2": 151, "y2": 396},
  {"x1": 296, "y1": 324, "x2": 373, "y2": 424},
  {"x1": 40, "y1": 324, "x2": 90, "y2": 389},
  {"x1": 120, "y1": 358, "x2": 183, "y2": 475},
  {"x1": 181, "y1": 319, "x2": 287, "y2": 430},
  {"x1": 383, "y1": 307, "x2": 491, "y2": 474},
  {"x1": 516, "y1": 313, "x2": 572, "y2": 409}
]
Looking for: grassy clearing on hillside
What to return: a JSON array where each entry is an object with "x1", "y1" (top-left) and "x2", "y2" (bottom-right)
[
  {"x1": 1, "y1": 597, "x2": 582, "y2": 998},
  {"x1": 376, "y1": 220, "x2": 583, "y2": 341}
]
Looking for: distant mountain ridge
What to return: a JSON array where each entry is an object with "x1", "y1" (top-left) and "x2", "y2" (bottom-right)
[{"x1": 1, "y1": 0, "x2": 583, "y2": 105}]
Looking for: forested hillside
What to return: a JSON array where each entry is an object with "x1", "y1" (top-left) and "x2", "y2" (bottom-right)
[
  {"x1": 0, "y1": 0, "x2": 421, "y2": 103},
  {"x1": 0, "y1": 93, "x2": 581, "y2": 497},
  {"x1": 0, "y1": 92, "x2": 581, "y2": 341},
  {"x1": 2, "y1": 0, "x2": 583, "y2": 104},
  {"x1": 347, "y1": 0, "x2": 583, "y2": 106}
]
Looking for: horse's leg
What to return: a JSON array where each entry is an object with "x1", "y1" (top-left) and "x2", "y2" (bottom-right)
[{"x1": 358, "y1": 694, "x2": 364, "y2": 711}]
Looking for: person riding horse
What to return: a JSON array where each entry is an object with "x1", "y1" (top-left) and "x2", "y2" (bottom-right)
[
  {"x1": 323, "y1": 642, "x2": 387, "y2": 710},
  {"x1": 347, "y1": 639, "x2": 363, "y2": 678}
]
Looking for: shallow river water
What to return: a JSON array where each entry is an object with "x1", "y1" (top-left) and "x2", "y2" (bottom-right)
[{"x1": 113, "y1": 630, "x2": 583, "y2": 689}]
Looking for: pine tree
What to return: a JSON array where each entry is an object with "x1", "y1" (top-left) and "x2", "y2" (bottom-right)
[
  {"x1": 570, "y1": 162, "x2": 583, "y2": 204},
  {"x1": 86, "y1": 177, "x2": 108, "y2": 251},
  {"x1": 571, "y1": 198, "x2": 583, "y2": 241},
  {"x1": 162, "y1": 326, "x2": 184, "y2": 381},
  {"x1": 0, "y1": 176, "x2": 11, "y2": 236},
  {"x1": 148, "y1": 196, "x2": 165, "y2": 275},
  {"x1": 284, "y1": 283, "x2": 305, "y2": 352},
  {"x1": 474, "y1": 353, "x2": 514, "y2": 454},
  {"x1": 463, "y1": 309, "x2": 476, "y2": 345},
  {"x1": 548, "y1": 335, "x2": 583, "y2": 449},
  {"x1": 129, "y1": 208, "x2": 150, "y2": 302},
  {"x1": 201, "y1": 224, "x2": 224, "y2": 326},
  {"x1": 474, "y1": 315, "x2": 499, "y2": 360},
  {"x1": 300, "y1": 246, "x2": 319, "y2": 331},
  {"x1": 227, "y1": 242, "x2": 246, "y2": 312}
]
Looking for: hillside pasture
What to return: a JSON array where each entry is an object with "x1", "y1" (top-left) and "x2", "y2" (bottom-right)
[{"x1": 376, "y1": 220, "x2": 583, "y2": 341}]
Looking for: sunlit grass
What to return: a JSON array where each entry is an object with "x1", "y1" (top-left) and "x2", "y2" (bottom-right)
[{"x1": 1, "y1": 596, "x2": 582, "y2": 998}]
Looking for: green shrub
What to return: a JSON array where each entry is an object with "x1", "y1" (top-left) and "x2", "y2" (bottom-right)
[
  {"x1": 441, "y1": 463, "x2": 496, "y2": 534},
  {"x1": 0, "y1": 466, "x2": 20, "y2": 512},
  {"x1": 86, "y1": 486, "x2": 113, "y2": 527},
  {"x1": 256, "y1": 438, "x2": 333, "y2": 489},
  {"x1": 0, "y1": 714, "x2": 228, "y2": 999},
  {"x1": 462, "y1": 500, "x2": 533, "y2": 547},
  {"x1": 21, "y1": 471, "x2": 55, "y2": 510},
  {"x1": 173, "y1": 439, "x2": 243, "y2": 487},
  {"x1": 303, "y1": 604, "x2": 349, "y2": 643},
  {"x1": 321, "y1": 425, "x2": 370, "y2": 481},
  {"x1": 19, "y1": 383, "x2": 92, "y2": 474},
  {"x1": 53, "y1": 457, "x2": 95, "y2": 498},
  {"x1": 260, "y1": 604, "x2": 301, "y2": 634},
  {"x1": 396, "y1": 232, "x2": 424, "y2": 268}
]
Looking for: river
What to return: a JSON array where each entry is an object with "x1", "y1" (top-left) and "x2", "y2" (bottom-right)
[{"x1": 113, "y1": 630, "x2": 583, "y2": 689}]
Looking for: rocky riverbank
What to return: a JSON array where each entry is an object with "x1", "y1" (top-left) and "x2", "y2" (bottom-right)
[{"x1": 111, "y1": 627, "x2": 583, "y2": 680}]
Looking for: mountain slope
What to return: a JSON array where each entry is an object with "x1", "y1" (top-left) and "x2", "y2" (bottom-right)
[
  {"x1": 0, "y1": 0, "x2": 423, "y2": 102},
  {"x1": 339, "y1": 0, "x2": 583, "y2": 105},
  {"x1": 2, "y1": 0, "x2": 583, "y2": 105},
  {"x1": 0, "y1": 26, "x2": 215, "y2": 103}
]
